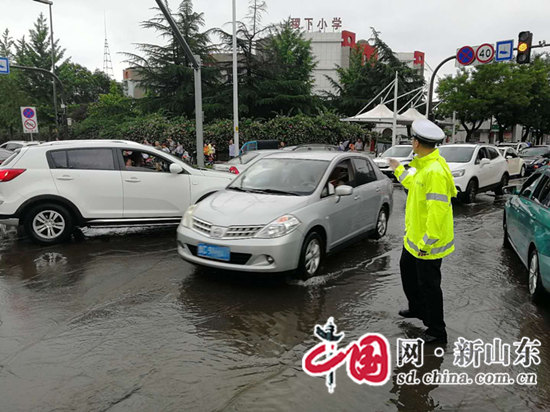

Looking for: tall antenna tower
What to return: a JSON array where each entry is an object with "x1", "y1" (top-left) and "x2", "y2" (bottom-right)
[{"x1": 103, "y1": 12, "x2": 114, "y2": 79}]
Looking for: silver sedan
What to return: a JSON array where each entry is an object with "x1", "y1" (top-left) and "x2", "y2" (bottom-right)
[{"x1": 177, "y1": 152, "x2": 393, "y2": 278}]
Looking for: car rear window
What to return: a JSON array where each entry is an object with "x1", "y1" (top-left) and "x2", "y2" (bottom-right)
[
  {"x1": 48, "y1": 149, "x2": 115, "y2": 170},
  {"x1": 1, "y1": 151, "x2": 20, "y2": 166}
]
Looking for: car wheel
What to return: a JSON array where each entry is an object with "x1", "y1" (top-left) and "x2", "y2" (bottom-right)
[
  {"x1": 371, "y1": 207, "x2": 389, "y2": 239},
  {"x1": 24, "y1": 203, "x2": 73, "y2": 245},
  {"x1": 297, "y1": 231, "x2": 323, "y2": 279},
  {"x1": 494, "y1": 174, "x2": 509, "y2": 196},
  {"x1": 519, "y1": 165, "x2": 526, "y2": 178},
  {"x1": 461, "y1": 179, "x2": 478, "y2": 204},
  {"x1": 528, "y1": 249, "x2": 544, "y2": 301},
  {"x1": 503, "y1": 212, "x2": 511, "y2": 248}
]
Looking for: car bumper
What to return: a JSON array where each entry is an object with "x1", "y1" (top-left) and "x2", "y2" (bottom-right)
[
  {"x1": 176, "y1": 225, "x2": 303, "y2": 273},
  {"x1": 453, "y1": 175, "x2": 469, "y2": 192}
]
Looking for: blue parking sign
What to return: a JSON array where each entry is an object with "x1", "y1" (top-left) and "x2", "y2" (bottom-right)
[
  {"x1": 495, "y1": 40, "x2": 514, "y2": 62},
  {"x1": 0, "y1": 57, "x2": 9, "y2": 74}
]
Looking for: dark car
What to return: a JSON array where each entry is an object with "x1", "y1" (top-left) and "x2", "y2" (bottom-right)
[{"x1": 519, "y1": 145, "x2": 550, "y2": 175}]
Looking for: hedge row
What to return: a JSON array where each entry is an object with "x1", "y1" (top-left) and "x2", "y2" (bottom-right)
[{"x1": 72, "y1": 112, "x2": 374, "y2": 154}]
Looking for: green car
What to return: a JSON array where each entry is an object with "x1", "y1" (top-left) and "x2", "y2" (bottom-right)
[{"x1": 503, "y1": 166, "x2": 550, "y2": 301}]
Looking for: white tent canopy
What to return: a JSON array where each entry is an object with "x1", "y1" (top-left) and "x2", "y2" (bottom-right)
[
  {"x1": 341, "y1": 103, "x2": 408, "y2": 124},
  {"x1": 398, "y1": 107, "x2": 427, "y2": 125}
]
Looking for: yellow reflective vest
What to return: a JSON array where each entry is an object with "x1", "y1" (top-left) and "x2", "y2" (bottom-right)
[{"x1": 394, "y1": 149, "x2": 457, "y2": 260}]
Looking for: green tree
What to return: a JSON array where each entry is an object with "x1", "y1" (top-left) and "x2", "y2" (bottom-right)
[
  {"x1": 13, "y1": 13, "x2": 66, "y2": 128},
  {"x1": 517, "y1": 56, "x2": 550, "y2": 144},
  {"x1": 124, "y1": 0, "x2": 221, "y2": 118},
  {"x1": 327, "y1": 28, "x2": 425, "y2": 116},
  {"x1": 475, "y1": 62, "x2": 533, "y2": 142},
  {"x1": 57, "y1": 62, "x2": 111, "y2": 104},
  {"x1": 437, "y1": 70, "x2": 489, "y2": 141},
  {"x1": 252, "y1": 20, "x2": 317, "y2": 117},
  {"x1": 0, "y1": 29, "x2": 15, "y2": 59}
]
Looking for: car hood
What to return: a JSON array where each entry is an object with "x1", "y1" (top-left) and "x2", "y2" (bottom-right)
[
  {"x1": 196, "y1": 168, "x2": 235, "y2": 180},
  {"x1": 194, "y1": 190, "x2": 310, "y2": 226},
  {"x1": 373, "y1": 156, "x2": 411, "y2": 166},
  {"x1": 446, "y1": 162, "x2": 470, "y2": 171},
  {"x1": 521, "y1": 156, "x2": 545, "y2": 164}
]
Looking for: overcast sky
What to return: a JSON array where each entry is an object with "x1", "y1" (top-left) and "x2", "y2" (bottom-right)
[{"x1": 1, "y1": 0, "x2": 549, "y2": 85}]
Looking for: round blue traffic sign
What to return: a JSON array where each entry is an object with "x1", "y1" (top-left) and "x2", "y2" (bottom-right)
[
  {"x1": 456, "y1": 46, "x2": 475, "y2": 66},
  {"x1": 23, "y1": 108, "x2": 35, "y2": 119}
]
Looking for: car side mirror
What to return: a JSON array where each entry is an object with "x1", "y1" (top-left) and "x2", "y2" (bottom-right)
[
  {"x1": 170, "y1": 163, "x2": 184, "y2": 174},
  {"x1": 480, "y1": 158, "x2": 490, "y2": 166},
  {"x1": 335, "y1": 185, "x2": 353, "y2": 202},
  {"x1": 503, "y1": 185, "x2": 519, "y2": 195}
]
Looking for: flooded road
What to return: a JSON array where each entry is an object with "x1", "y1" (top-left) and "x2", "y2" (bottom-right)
[{"x1": 0, "y1": 185, "x2": 549, "y2": 411}]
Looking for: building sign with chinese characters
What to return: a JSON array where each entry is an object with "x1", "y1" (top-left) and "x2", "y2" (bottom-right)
[{"x1": 290, "y1": 17, "x2": 343, "y2": 32}]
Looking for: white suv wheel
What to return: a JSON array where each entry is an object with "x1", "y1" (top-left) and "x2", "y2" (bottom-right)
[{"x1": 32, "y1": 211, "x2": 66, "y2": 240}]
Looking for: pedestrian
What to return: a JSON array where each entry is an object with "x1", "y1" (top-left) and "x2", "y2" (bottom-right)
[
  {"x1": 388, "y1": 119, "x2": 457, "y2": 344},
  {"x1": 175, "y1": 142, "x2": 184, "y2": 157},
  {"x1": 228, "y1": 139, "x2": 237, "y2": 158},
  {"x1": 279, "y1": 141, "x2": 286, "y2": 149},
  {"x1": 355, "y1": 138, "x2": 364, "y2": 151}
]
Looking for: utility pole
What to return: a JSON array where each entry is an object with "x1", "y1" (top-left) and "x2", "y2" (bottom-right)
[
  {"x1": 33, "y1": 0, "x2": 59, "y2": 135},
  {"x1": 232, "y1": 0, "x2": 239, "y2": 152}
]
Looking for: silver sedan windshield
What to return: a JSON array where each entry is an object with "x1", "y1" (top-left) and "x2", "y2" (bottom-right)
[{"x1": 228, "y1": 158, "x2": 330, "y2": 196}]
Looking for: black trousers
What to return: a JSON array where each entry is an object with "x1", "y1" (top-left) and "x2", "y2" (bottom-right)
[{"x1": 399, "y1": 247, "x2": 446, "y2": 338}]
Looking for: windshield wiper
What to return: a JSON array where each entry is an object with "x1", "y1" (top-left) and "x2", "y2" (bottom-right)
[
  {"x1": 227, "y1": 186, "x2": 248, "y2": 192},
  {"x1": 252, "y1": 188, "x2": 300, "y2": 196}
]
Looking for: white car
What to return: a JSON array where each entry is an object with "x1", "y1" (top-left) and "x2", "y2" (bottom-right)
[
  {"x1": 373, "y1": 145, "x2": 414, "y2": 178},
  {"x1": 438, "y1": 144, "x2": 510, "y2": 203},
  {"x1": 0, "y1": 140, "x2": 233, "y2": 244},
  {"x1": 213, "y1": 150, "x2": 279, "y2": 175},
  {"x1": 497, "y1": 146, "x2": 526, "y2": 177},
  {"x1": 497, "y1": 141, "x2": 529, "y2": 153},
  {"x1": 0, "y1": 140, "x2": 40, "y2": 151}
]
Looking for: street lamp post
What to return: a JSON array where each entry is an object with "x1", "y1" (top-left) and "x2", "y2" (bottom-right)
[{"x1": 33, "y1": 0, "x2": 59, "y2": 134}]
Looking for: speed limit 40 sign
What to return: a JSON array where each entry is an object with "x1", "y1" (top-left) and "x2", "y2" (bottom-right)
[{"x1": 475, "y1": 43, "x2": 495, "y2": 65}]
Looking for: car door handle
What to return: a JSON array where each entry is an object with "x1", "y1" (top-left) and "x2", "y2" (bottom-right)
[
  {"x1": 376, "y1": 187, "x2": 381, "y2": 192},
  {"x1": 56, "y1": 175, "x2": 74, "y2": 181},
  {"x1": 125, "y1": 177, "x2": 141, "y2": 183},
  {"x1": 354, "y1": 195, "x2": 361, "y2": 200}
]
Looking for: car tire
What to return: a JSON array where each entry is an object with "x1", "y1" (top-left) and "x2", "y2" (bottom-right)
[
  {"x1": 24, "y1": 203, "x2": 74, "y2": 245},
  {"x1": 460, "y1": 179, "x2": 478, "y2": 204},
  {"x1": 494, "y1": 174, "x2": 509, "y2": 196},
  {"x1": 528, "y1": 249, "x2": 544, "y2": 302},
  {"x1": 297, "y1": 231, "x2": 323, "y2": 279},
  {"x1": 371, "y1": 207, "x2": 389, "y2": 240},
  {"x1": 519, "y1": 165, "x2": 526, "y2": 178},
  {"x1": 503, "y1": 212, "x2": 511, "y2": 248}
]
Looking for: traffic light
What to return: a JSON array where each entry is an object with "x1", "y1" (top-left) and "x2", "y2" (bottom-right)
[{"x1": 516, "y1": 31, "x2": 533, "y2": 64}]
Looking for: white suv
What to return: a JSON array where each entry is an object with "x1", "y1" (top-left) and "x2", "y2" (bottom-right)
[
  {"x1": 438, "y1": 144, "x2": 509, "y2": 203},
  {"x1": 0, "y1": 140, "x2": 233, "y2": 244}
]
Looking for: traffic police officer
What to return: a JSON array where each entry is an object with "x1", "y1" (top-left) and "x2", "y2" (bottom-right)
[{"x1": 389, "y1": 119, "x2": 457, "y2": 344}]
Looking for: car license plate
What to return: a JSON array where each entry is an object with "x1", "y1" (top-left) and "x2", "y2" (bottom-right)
[{"x1": 197, "y1": 244, "x2": 230, "y2": 262}]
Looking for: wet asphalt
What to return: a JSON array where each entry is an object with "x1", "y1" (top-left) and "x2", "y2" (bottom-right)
[{"x1": 0, "y1": 184, "x2": 549, "y2": 411}]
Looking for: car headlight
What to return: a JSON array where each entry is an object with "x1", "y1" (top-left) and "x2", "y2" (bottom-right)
[
  {"x1": 182, "y1": 204, "x2": 197, "y2": 228},
  {"x1": 452, "y1": 169, "x2": 465, "y2": 178},
  {"x1": 255, "y1": 215, "x2": 301, "y2": 239}
]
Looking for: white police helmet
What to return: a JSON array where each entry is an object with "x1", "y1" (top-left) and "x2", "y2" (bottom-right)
[{"x1": 411, "y1": 119, "x2": 445, "y2": 143}]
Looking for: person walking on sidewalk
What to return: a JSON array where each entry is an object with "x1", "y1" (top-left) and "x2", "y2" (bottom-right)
[{"x1": 388, "y1": 119, "x2": 457, "y2": 344}]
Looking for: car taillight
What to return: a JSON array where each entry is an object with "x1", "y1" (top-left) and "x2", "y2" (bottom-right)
[
  {"x1": 229, "y1": 166, "x2": 239, "y2": 175},
  {"x1": 0, "y1": 169, "x2": 26, "y2": 182}
]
